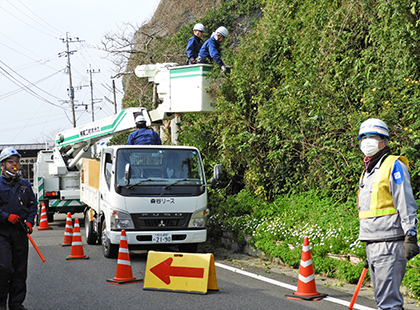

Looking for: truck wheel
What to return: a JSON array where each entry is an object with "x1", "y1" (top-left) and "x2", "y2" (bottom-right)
[
  {"x1": 85, "y1": 212, "x2": 97, "y2": 245},
  {"x1": 178, "y1": 243, "x2": 199, "y2": 253},
  {"x1": 47, "y1": 212, "x2": 54, "y2": 223},
  {"x1": 101, "y1": 221, "x2": 118, "y2": 258}
]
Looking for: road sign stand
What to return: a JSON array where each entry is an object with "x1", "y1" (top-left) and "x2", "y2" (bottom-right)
[{"x1": 143, "y1": 251, "x2": 218, "y2": 294}]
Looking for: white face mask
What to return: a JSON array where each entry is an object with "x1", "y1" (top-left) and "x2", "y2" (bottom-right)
[{"x1": 360, "y1": 138, "x2": 380, "y2": 157}]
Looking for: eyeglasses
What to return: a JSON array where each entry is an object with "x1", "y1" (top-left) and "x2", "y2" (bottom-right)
[
  {"x1": 5, "y1": 159, "x2": 20, "y2": 164},
  {"x1": 360, "y1": 134, "x2": 381, "y2": 140}
]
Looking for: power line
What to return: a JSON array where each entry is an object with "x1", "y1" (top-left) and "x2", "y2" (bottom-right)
[
  {"x1": 0, "y1": 3, "x2": 58, "y2": 38},
  {"x1": 0, "y1": 60, "x2": 66, "y2": 108},
  {"x1": 32, "y1": 0, "x2": 67, "y2": 34},
  {"x1": 0, "y1": 69, "x2": 63, "y2": 100},
  {"x1": 16, "y1": 0, "x2": 63, "y2": 37},
  {"x1": 0, "y1": 33, "x2": 61, "y2": 71},
  {"x1": 0, "y1": 59, "x2": 64, "y2": 101}
]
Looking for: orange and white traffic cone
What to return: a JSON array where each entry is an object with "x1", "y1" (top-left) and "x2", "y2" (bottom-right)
[
  {"x1": 107, "y1": 230, "x2": 142, "y2": 285},
  {"x1": 286, "y1": 237, "x2": 327, "y2": 301},
  {"x1": 37, "y1": 203, "x2": 52, "y2": 231},
  {"x1": 60, "y1": 212, "x2": 73, "y2": 247},
  {"x1": 66, "y1": 218, "x2": 89, "y2": 260}
]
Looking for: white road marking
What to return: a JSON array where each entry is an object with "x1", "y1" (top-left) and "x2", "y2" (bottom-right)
[{"x1": 215, "y1": 262, "x2": 375, "y2": 310}]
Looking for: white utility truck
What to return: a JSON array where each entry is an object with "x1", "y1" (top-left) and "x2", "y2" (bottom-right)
[
  {"x1": 82, "y1": 144, "x2": 221, "y2": 257},
  {"x1": 35, "y1": 63, "x2": 223, "y2": 257},
  {"x1": 35, "y1": 106, "x2": 222, "y2": 257}
]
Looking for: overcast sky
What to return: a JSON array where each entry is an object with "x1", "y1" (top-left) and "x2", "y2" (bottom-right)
[{"x1": 0, "y1": 0, "x2": 161, "y2": 144}]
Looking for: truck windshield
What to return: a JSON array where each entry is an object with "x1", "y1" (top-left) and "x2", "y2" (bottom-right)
[{"x1": 115, "y1": 149, "x2": 205, "y2": 186}]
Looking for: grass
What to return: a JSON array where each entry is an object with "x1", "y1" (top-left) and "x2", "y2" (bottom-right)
[{"x1": 208, "y1": 189, "x2": 420, "y2": 297}]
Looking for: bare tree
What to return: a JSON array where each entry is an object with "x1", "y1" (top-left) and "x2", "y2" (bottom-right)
[{"x1": 99, "y1": 22, "x2": 149, "y2": 72}]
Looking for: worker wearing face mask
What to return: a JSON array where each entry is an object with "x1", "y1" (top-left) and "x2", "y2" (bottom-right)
[
  {"x1": 357, "y1": 118, "x2": 419, "y2": 310},
  {"x1": 0, "y1": 147, "x2": 37, "y2": 310}
]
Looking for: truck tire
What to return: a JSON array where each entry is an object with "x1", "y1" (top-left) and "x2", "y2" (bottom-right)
[
  {"x1": 178, "y1": 243, "x2": 199, "y2": 253},
  {"x1": 101, "y1": 221, "x2": 118, "y2": 258},
  {"x1": 85, "y1": 212, "x2": 97, "y2": 245}
]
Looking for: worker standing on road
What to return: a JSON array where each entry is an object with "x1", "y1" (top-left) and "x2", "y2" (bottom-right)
[
  {"x1": 197, "y1": 26, "x2": 228, "y2": 72},
  {"x1": 0, "y1": 147, "x2": 37, "y2": 310},
  {"x1": 186, "y1": 23, "x2": 205, "y2": 64},
  {"x1": 126, "y1": 115, "x2": 162, "y2": 145},
  {"x1": 357, "y1": 118, "x2": 419, "y2": 310}
]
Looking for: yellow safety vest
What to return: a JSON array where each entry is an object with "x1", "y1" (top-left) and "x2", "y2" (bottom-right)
[{"x1": 358, "y1": 155, "x2": 409, "y2": 219}]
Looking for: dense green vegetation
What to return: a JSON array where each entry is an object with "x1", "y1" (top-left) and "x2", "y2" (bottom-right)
[{"x1": 121, "y1": 0, "x2": 420, "y2": 298}]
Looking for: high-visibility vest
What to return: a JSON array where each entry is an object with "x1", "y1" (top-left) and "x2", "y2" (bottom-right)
[{"x1": 358, "y1": 155, "x2": 409, "y2": 219}]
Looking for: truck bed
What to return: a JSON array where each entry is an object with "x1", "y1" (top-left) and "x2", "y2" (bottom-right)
[{"x1": 81, "y1": 158, "x2": 101, "y2": 212}]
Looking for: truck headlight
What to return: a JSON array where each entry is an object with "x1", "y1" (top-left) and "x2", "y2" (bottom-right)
[
  {"x1": 110, "y1": 210, "x2": 135, "y2": 230},
  {"x1": 188, "y1": 209, "x2": 209, "y2": 228}
]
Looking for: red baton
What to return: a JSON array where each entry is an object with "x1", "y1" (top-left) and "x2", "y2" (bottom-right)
[
  {"x1": 19, "y1": 221, "x2": 46, "y2": 262},
  {"x1": 26, "y1": 232, "x2": 46, "y2": 262},
  {"x1": 348, "y1": 260, "x2": 368, "y2": 309}
]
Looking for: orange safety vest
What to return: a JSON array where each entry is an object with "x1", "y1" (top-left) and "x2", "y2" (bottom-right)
[{"x1": 358, "y1": 155, "x2": 409, "y2": 219}]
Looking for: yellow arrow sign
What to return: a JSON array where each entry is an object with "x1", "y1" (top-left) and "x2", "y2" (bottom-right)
[{"x1": 143, "y1": 251, "x2": 218, "y2": 294}]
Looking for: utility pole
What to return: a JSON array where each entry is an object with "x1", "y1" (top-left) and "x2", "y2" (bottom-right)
[
  {"x1": 112, "y1": 79, "x2": 117, "y2": 114},
  {"x1": 87, "y1": 65, "x2": 101, "y2": 121},
  {"x1": 59, "y1": 32, "x2": 83, "y2": 127}
]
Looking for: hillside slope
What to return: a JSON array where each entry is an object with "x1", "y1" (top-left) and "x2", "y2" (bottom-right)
[{"x1": 121, "y1": 0, "x2": 263, "y2": 108}]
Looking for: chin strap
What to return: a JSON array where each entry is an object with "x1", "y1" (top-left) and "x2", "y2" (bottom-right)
[{"x1": 1, "y1": 169, "x2": 21, "y2": 185}]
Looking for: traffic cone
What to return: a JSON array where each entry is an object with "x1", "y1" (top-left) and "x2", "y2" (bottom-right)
[
  {"x1": 37, "y1": 203, "x2": 52, "y2": 231},
  {"x1": 60, "y1": 212, "x2": 73, "y2": 247},
  {"x1": 107, "y1": 230, "x2": 142, "y2": 285},
  {"x1": 285, "y1": 237, "x2": 327, "y2": 301},
  {"x1": 66, "y1": 218, "x2": 89, "y2": 260}
]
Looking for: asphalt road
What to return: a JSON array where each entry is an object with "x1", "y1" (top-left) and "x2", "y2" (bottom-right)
[{"x1": 21, "y1": 213, "x2": 416, "y2": 310}]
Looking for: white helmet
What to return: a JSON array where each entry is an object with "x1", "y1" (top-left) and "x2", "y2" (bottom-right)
[
  {"x1": 358, "y1": 118, "x2": 389, "y2": 140},
  {"x1": 0, "y1": 147, "x2": 21, "y2": 163},
  {"x1": 193, "y1": 23, "x2": 205, "y2": 32},
  {"x1": 216, "y1": 26, "x2": 228, "y2": 37},
  {"x1": 135, "y1": 115, "x2": 146, "y2": 123}
]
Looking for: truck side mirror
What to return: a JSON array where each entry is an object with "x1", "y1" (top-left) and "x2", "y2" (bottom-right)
[
  {"x1": 124, "y1": 163, "x2": 131, "y2": 184},
  {"x1": 210, "y1": 164, "x2": 223, "y2": 187}
]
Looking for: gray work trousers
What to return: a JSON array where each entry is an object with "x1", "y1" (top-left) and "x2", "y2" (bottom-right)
[{"x1": 366, "y1": 240, "x2": 406, "y2": 310}]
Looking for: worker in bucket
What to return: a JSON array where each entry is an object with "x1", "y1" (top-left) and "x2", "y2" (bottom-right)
[
  {"x1": 186, "y1": 23, "x2": 205, "y2": 64},
  {"x1": 0, "y1": 147, "x2": 37, "y2": 310},
  {"x1": 126, "y1": 115, "x2": 162, "y2": 145},
  {"x1": 357, "y1": 118, "x2": 419, "y2": 310},
  {"x1": 197, "y1": 26, "x2": 228, "y2": 72}
]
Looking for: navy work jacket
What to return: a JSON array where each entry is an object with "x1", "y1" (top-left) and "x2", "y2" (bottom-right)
[
  {"x1": 126, "y1": 128, "x2": 162, "y2": 145},
  {"x1": 198, "y1": 37, "x2": 224, "y2": 66},
  {"x1": 186, "y1": 35, "x2": 203, "y2": 61},
  {"x1": 0, "y1": 176, "x2": 37, "y2": 225}
]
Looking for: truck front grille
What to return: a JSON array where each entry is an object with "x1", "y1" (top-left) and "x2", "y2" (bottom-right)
[{"x1": 132, "y1": 213, "x2": 191, "y2": 230}]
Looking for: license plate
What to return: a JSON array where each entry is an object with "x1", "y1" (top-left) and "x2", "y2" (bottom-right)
[{"x1": 152, "y1": 233, "x2": 172, "y2": 243}]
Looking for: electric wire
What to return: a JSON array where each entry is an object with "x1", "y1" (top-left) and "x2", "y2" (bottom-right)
[
  {"x1": 0, "y1": 69, "x2": 64, "y2": 100},
  {"x1": 0, "y1": 60, "x2": 65, "y2": 102},
  {"x1": 16, "y1": 0, "x2": 63, "y2": 37},
  {"x1": 0, "y1": 63, "x2": 68, "y2": 109},
  {"x1": 32, "y1": 0, "x2": 66, "y2": 34},
  {"x1": 0, "y1": 34, "x2": 61, "y2": 72},
  {"x1": 0, "y1": 4, "x2": 57, "y2": 38}
]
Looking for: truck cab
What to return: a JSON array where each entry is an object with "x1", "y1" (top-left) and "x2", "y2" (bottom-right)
[{"x1": 82, "y1": 145, "x2": 222, "y2": 257}]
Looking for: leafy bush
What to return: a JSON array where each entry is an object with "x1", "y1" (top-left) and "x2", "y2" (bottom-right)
[{"x1": 120, "y1": 0, "x2": 420, "y2": 299}]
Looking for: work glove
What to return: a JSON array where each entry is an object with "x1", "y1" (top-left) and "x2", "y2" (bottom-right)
[
  {"x1": 26, "y1": 222, "x2": 33, "y2": 234},
  {"x1": 7, "y1": 214, "x2": 21, "y2": 224},
  {"x1": 404, "y1": 235, "x2": 420, "y2": 260},
  {"x1": 221, "y1": 65, "x2": 226, "y2": 73}
]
